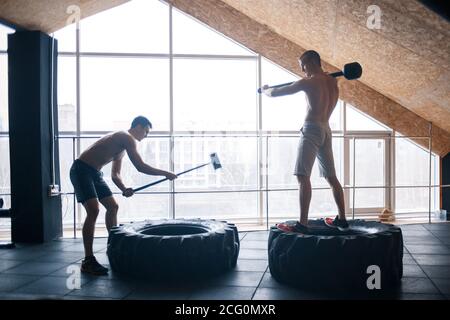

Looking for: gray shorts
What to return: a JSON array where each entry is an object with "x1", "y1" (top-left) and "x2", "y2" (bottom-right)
[{"x1": 294, "y1": 121, "x2": 336, "y2": 177}]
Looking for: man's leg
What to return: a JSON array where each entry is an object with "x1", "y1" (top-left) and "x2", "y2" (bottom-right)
[
  {"x1": 297, "y1": 175, "x2": 312, "y2": 226},
  {"x1": 100, "y1": 196, "x2": 119, "y2": 232},
  {"x1": 82, "y1": 198, "x2": 100, "y2": 258},
  {"x1": 325, "y1": 175, "x2": 346, "y2": 221},
  {"x1": 293, "y1": 124, "x2": 321, "y2": 229},
  {"x1": 317, "y1": 127, "x2": 347, "y2": 223},
  {"x1": 81, "y1": 198, "x2": 109, "y2": 275}
]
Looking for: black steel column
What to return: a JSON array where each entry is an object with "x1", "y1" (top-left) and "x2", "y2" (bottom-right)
[
  {"x1": 443, "y1": 153, "x2": 450, "y2": 218},
  {"x1": 8, "y1": 31, "x2": 62, "y2": 243}
]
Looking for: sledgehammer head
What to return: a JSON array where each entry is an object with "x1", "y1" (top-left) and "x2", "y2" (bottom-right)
[{"x1": 210, "y1": 153, "x2": 222, "y2": 170}]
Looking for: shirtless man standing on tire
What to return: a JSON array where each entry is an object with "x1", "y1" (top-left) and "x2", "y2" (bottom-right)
[
  {"x1": 262, "y1": 50, "x2": 348, "y2": 233},
  {"x1": 70, "y1": 116, "x2": 177, "y2": 275}
]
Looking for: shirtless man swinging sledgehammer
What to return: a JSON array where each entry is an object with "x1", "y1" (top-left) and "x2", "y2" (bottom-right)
[
  {"x1": 261, "y1": 50, "x2": 349, "y2": 233},
  {"x1": 70, "y1": 116, "x2": 178, "y2": 275}
]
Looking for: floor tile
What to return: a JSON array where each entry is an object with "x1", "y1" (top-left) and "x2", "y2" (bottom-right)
[
  {"x1": 412, "y1": 254, "x2": 450, "y2": 266},
  {"x1": 61, "y1": 295, "x2": 120, "y2": 300},
  {"x1": 259, "y1": 272, "x2": 287, "y2": 289},
  {"x1": 430, "y1": 231, "x2": 450, "y2": 238},
  {"x1": 403, "y1": 253, "x2": 418, "y2": 265},
  {"x1": 430, "y1": 278, "x2": 450, "y2": 294},
  {"x1": 437, "y1": 237, "x2": 450, "y2": 245},
  {"x1": 0, "y1": 293, "x2": 63, "y2": 300},
  {"x1": 0, "y1": 260, "x2": 25, "y2": 273},
  {"x1": 3, "y1": 262, "x2": 69, "y2": 276},
  {"x1": 421, "y1": 265, "x2": 450, "y2": 279},
  {"x1": 0, "y1": 274, "x2": 40, "y2": 292},
  {"x1": 49, "y1": 264, "x2": 119, "y2": 280},
  {"x1": 402, "y1": 236, "x2": 443, "y2": 245},
  {"x1": 239, "y1": 249, "x2": 268, "y2": 260},
  {"x1": 57, "y1": 243, "x2": 105, "y2": 253},
  {"x1": 38, "y1": 242, "x2": 78, "y2": 251},
  {"x1": 30, "y1": 252, "x2": 84, "y2": 264},
  {"x1": 252, "y1": 287, "x2": 322, "y2": 300},
  {"x1": 400, "y1": 225, "x2": 428, "y2": 231},
  {"x1": 188, "y1": 286, "x2": 256, "y2": 300},
  {"x1": 13, "y1": 275, "x2": 91, "y2": 296},
  {"x1": 399, "y1": 277, "x2": 440, "y2": 294},
  {"x1": 405, "y1": 244, "x2": 450, "y2": 255},
  {"x1": 67, "y1": 279, "x2": 134, "y2": 299},
  {"x1": 239, "y1": 233, "x2": 247, "y2": 241},
  {"x1": 422, "y1": 223, "x2": 450, "y2": 231},
  {"x1": 403, "y1": 264, "x2": 427, "y2": 278},
  {"x1": 204, "y1": 271, "x2": 264, "y2": 287},
  {"x1": 240, "y1": 241, "x2": 268, "y2": 250},
  {"x1": 242, "y1": 232, "x2": 269, "y2": 241},
  {"x1": 398, "y1": 293, "x2": 446, "y2": 300},
  {"x1": 124, "y1": 286, "x2": 191, "y2": 300},
  {"x1": 0, "y1": 250, "x2": 48, "y2": 261},
  {"x1": 401, "y1": 230, "x2": 434, "y2": 237},
  {"x1": 235, "y1": 259, "x2": 268, "y2": 272}
]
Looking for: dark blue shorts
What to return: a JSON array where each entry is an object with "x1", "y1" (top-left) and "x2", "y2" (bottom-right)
[{"x1": 69, "y1": 159, "x2": 113, "y2": 204}]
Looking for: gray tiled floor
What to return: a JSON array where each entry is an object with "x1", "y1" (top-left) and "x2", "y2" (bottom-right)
[
  {"x1": 403, "y1": 264, "x2": 427, "y2": 278},
  {"x1": 0, "y1": 223, "x2": 449, "y2": 300},
  {"x1": 235, "y1": 259, "x2": 268, "y2": 272},
  {"x1": 403, "y1": 253, "x2": 418, "y2": 265},
  {"x1": 68, "y1": 279, "x2": 134, "y2": 299},
  {"x1": 188, "y1": 286, "x2": 256, "y2": 300}
]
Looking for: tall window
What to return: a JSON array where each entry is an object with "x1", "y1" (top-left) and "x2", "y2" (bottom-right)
[
  {"x1": 0, "y1": 24, "x2": 12, "y2": 131},
  {"x1": 0, "y1": 23, "x2": 14, "y2": 240},
  {"x1": 395, "y1": 136, "x2": 439, "y2": 215},
  {"x1": 0, "y1": 51, "x2": 9, "y2": 202},
  {"x1": 54, "y1": 0, "x2": 441, "y2": 238}
]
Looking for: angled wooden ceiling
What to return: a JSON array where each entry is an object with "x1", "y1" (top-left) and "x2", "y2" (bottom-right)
[{"x1": 1, "y1": 0, "x2": 449, "y2": 155}]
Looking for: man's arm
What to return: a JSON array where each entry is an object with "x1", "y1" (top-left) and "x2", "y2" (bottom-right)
[
  {"x1": 263, "y1": 79, "x2": 308, "y2": 97},
  {"x1": 124, "y1": 135, "x2": 176, "y2": 179},
  {"x1": 111, "y1": 153, "x2": 127, "y2": 192}
]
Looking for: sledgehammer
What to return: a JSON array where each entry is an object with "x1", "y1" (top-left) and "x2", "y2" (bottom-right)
[{"x1": 133, "y1": 153, "x2": 222, "y2": 192}]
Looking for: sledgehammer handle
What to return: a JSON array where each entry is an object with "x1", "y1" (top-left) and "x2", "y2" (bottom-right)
[{"x1": 133, "y1": 162, "x2": 209, "y2": 192}]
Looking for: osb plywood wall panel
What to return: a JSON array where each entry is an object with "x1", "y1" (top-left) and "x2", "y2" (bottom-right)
[
  {"x1": 167, "y1": 0, "x2": 450, "y2": 156},
  {"x1": 335, "y1": 0, "x2": 450, "y2": 135},
  {"x1": 0, "y1": 0, "x2": 130, "y2": 33}
]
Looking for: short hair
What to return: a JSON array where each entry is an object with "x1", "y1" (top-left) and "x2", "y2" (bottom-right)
[
  {"x1": 131, "y1": 116, "x2": 152, "y2": 129},
  {"x1": 299, "y1": 50, "x2": 321, "y2": 67}
]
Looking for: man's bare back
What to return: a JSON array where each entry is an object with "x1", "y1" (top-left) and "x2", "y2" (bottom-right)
[
  {"x1": 303, "y1": 73, "x2": 339, "y2": 124},
  {"x1": 79, "y1": 131, "x2": 130, "y2": 171}
]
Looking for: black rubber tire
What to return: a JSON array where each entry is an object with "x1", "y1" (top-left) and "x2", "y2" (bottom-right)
[
  {"x1": 268, "y1": 219, "x2": 403, "y2": 291},
  {"x1": 107, "y1": 219, "x2": 240, "y2": 280}
]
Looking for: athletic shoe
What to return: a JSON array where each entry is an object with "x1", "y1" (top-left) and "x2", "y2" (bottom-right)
[
  {"x1": 324, "y1": 215, "x2": 349, "y2": 231},
  {"x1": 277, "y1": 221, "x2": 309, "y2": 234},
  {"x1": 81, "y1": 256, "x2": 109, "y2": 276}
]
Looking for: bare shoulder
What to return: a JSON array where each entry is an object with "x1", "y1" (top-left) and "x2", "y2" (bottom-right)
[
  {"x1": 295, "y1": 78, "x2": 311, "y2": 90},
  {"x1": 326, "y1": 73, "x2": 338, "y2": 85},
  {"x1": 113, "y1": 131, "x2": 136, "y2": 147},
  {"x1": 300, "y1": 77, "x2": 316, "y2": 90},
  {"x1": 298, "y1": 78, "x2": 310, "y2": 85}
]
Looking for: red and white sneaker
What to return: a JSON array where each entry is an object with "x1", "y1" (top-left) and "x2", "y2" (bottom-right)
[{"x1": 276, "y1": 222, "x2": 309, "y2": 234}]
